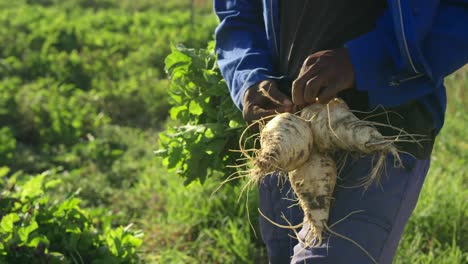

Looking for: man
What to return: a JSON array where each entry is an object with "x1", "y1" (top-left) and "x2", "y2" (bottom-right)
[{"x1": 214, "y1": 1, "x2": 468, "y2": 263}]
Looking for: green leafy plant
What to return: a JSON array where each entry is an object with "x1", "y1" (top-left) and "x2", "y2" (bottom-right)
[
  {"x1": 157, "y1": 43, "x2": 246, "y2": 184},
  {"x1": 14, "y1": 80, "x2": 109, "y2": 146},
  {"x1": 0, "y1": 168, "x2": 143, "y2": 263}
]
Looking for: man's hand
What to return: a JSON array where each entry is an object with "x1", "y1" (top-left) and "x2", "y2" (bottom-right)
[
  {"x1": 292, "y1": 48, "x2": 355, "y2": 105},
  {"x1": 243, "y1": 80, "x2": 293, "y2": 125}
]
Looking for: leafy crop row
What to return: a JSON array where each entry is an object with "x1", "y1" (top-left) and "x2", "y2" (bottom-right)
[
  {"x1": 0, "y1": 167, "x2": 142, "y2": 263},
  {"x1": 0, "y1": 2, "x2": 215, "y2": 136},
  {"x1": 0, "y1": 1, "x2": 217, "y2": 262}
]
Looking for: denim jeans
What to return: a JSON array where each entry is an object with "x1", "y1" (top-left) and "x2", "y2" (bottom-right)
[{"x1": 258, "y1": 154, "x2": 430, "y2": 264}]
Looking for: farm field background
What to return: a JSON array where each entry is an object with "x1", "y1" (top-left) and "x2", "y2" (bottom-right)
[{"x1": 0, "y1": 0, "x2": 466, "y2": 263}]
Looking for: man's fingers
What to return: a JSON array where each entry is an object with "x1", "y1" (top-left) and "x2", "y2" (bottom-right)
[
  {"x1": 292, "y1": 64, "x2": 321, "y2": 105},
  {"x1": 300, "y1": 55, "x2": 319, "y2": 73},
  {"x1": 259, "y1": 80, "x2": 292, "y2": 106},
  {"x1": 292, "y1": 74, "x2": 311, "y2": 105},
  {"x1": 317, "y1": 81, "x2": 339, "y2": 104},
  {"x1": 291, "y1": 81, "x2": 304, "y2": 105},
  {"x1": 242, "y1": 79, "x2": 294, "y2": 126},
  {"x1": 303, "y1": 76, "x2": 322, "y2": 103},
  {"x1": 292, "y1": 48, "x2": 355, "y2": 106},
  {"x1": 303, "y1": 70, "x2": 330, "y2": 104}
]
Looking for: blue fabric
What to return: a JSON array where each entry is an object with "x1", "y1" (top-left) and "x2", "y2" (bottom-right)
[
  {"x1": 214, "y1": 0, "x2": 468, "y2": 131},
  {"x1": 258, "y1": 154, "x2": 431, "y2": 264},
  {"x1": 258, "y1": 175, "x2": 304, "y2": 264}
]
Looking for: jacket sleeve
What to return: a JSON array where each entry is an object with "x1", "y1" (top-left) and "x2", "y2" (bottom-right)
[
  {"x1": 214, "y1": 0, "x2": 274, "y2": 110},
  {"x1": 345, "y1": 0, "x2": 468, "y2": 106}
]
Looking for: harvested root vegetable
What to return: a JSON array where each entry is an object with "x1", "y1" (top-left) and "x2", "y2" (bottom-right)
[
  {"x1": 245, "y1": 99, "x2": 404, "y2": 186},
  {"x1": 288, "y1": 151, "x2": 337, "y2": 247},
  {"x1": 258, "y1": 150, "x2": 377, "y2": 263},
  {"x1": 253, "y1": 112, "x2": 314, "y2": 175},
  {"x1": 241, "y1": 98, "x2": 415, "y2": 264},
  {"x1": 301, "y1": 98, "x2": 399, "y2": 155},
  {"x1": 300, "y1": 98, "x2": 402, "y2": 185}
]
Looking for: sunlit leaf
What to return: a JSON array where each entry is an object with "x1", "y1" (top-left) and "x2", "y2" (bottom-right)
[
  {"x1": 0, "y1": 213, "x2": 20, "y2": 233},
  {"x1": 18, "y1": 220, "x2": 38, "y2": 242}
]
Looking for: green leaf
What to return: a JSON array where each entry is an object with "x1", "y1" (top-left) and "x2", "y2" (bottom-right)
[
  {"x1": 26, "y1": 235, "x2": 49, "y2": 248},
  {"x1": 204, "y1": 128, "x2": 215, "y2": 139},
  {"x1": 18, "y1": 220, "x2": 38, "y2": 243},
  {"x1": 0, "y1": 213, "x2": 20, "y2": 233},
  {"x1": 66, "y1": 226, "x2": 81, "y2": 234},
  {"x1": 45, "y1": 179, "x2": 62, "y2": 189},
  {"x1": 48, "y1": 252, "x2": 66, "y2": 263},
  {"x1": 20, "y1": 173, "x2": 46, "y2": 199},
  {"x1": 0, "y1": 167, "x2": 9, "y2": 178},
  {"x1": 188, "y1": 100, "x2": 203, "y2": 116},
  {"x1": 164, "y1": 48, "x2": 191, "y2": 74},
  {"x1": 229, "y1": 120, "x2": 242, "y2": 128},
  {"x1": 169, "y1": 105, "x2": 188, "y2": 120}
]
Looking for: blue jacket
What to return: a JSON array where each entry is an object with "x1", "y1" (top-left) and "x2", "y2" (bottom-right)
[{"x1": 214, "y1": 0, "x2": 468, "y2": 131}]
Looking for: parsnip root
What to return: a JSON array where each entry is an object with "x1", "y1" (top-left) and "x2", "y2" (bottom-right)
[
  {"x1": 288, "y1": 151, "x2": 337, "y2": 247},
  {"x1": 236, "y1": 98, "x2": 420, "y2": 263},
  {"x1": 253, "y1": 112, "x2": 313, "y2": 177}
]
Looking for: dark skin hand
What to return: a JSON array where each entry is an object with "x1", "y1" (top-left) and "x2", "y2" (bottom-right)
[
  {"x1": 242, "y1": 79, "x2": 294, "y2": 126},
  {"x1": 292, "y1": 47, "x2": 356, "y2": 105},
  {"x1": 243, "y1": 48, "x2": 355, "y2": 125}
]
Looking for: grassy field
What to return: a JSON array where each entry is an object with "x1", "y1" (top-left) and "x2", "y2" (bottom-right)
[
  {"x1": 0, "y1": 0, "x2": 466, "y2": 263},
  {"x1": 393, "y1": 68, "x2": 468, "y2": 264}
]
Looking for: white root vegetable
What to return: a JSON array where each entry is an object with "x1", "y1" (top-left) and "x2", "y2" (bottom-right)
[
  {"x1": 258, "y1": 150, "x2": 378, "y2": 264},
  {"x1": 288, "y1": 151, "x2": 337, "y2": 247},
  {"x1": 253, "y1": 112, "x2": 314, "y2": 175},
  {"x1": 300, "y1": 99, "x2": 402, "y2": 186},
  {"x1": 301, "y1": 98, "x2": 399, "y2": 154},
  {"x1": 237, "y1": 98, "x2": 417, "y2": 264},
  {"x1": 245, "y1": 99, "x2": 404, "y2": 186}
]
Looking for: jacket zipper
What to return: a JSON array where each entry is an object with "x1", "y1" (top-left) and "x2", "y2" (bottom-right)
[
  {"x1": 396, "y1": 0, "x2": 419, "y2": 74},
  {"x1": 270, "y1": 0, "x2": 279, "y2": 58}
]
